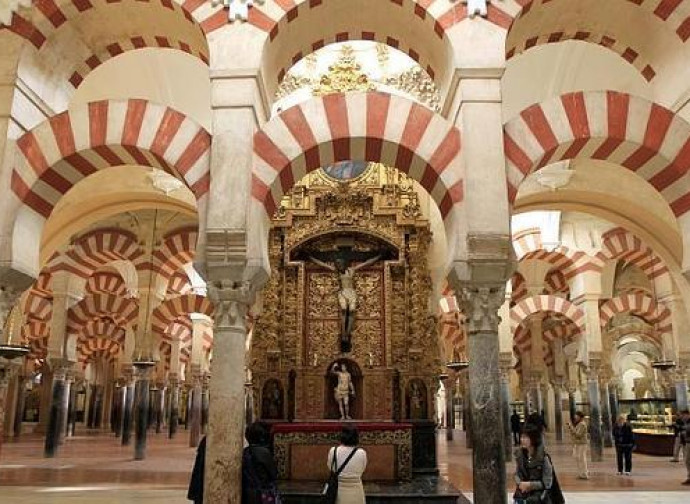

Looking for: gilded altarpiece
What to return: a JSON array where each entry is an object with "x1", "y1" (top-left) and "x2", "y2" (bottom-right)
[{"x1": 250, "y1": 164, "x2": 441, "y2": 422}]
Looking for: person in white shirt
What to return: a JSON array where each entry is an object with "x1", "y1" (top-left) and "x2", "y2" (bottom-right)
[{"x1": 326, "y1": 426, "x2": 368, "y2": 504}]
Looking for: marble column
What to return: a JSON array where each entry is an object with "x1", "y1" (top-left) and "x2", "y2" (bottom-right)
[
  {"x1": 459, "y1": 286, "x2": 506, "y2": 504},
  {"x1": 600, "y1": 380, "x2": 613, "y2": 448},
  {"x1": 0, "y1": 362, "x2": 21, "y2": 456},
  {"x1": 121, "y1": 377, "x2": 135, "y2": 446},
  {"x1": 189, "y1": 373, "x2": 202, "y2": 448},
  {"x1": 204, "y1": 281, "x2": 252, "y2": 504},
  {"x1": 133, "y1": 362, "x2": 154, "y2": 460},
  {"x1": 463, "y1": 386, "x2": 473, "y2": 449},
  {"x1": 608, "y1": 383, "x2": 620, "y2": 426},
  {"x1": 65, "y1": 379, "x2": 77, "y2": 438},
  {"x1": 586, "y1": 361, "x2": 603, "y2": 462},
  {"x1": 115, "y1": 385, "x2": 125, "y2": 438},
  {"x1": 44, "y1": 362, "x2": 69, "y2": 458},
  {"x1": 568, "y1": 386, "x2": 577, "y2": 424},
  {"x1": 553, "y1": 383, "x2": 564, "y2": 442},
  {"x1": 499, "y1": 357, "x2": 513, "y2": 457},
  {"x1": 444, "y1": 378, "x2": 454, "y2": 441},
  {"x1": 676, "y1": 375, "x2": 689, "y2": 412},
  {"x1": 37, "y1": 369, "x2": 53, "y2": 433},
  {"x1": 540, "y1": 382, "x2": 549, "y2": 430},
  {"x1": 169, "y1": 378, "x2": 179, "y2": 439},
  {"x1": 57, "y1": 376, "x2": 71, "y2": 445},
  {"x1": 156, "y1": 385, "x2": 165, "y2": 434},
  {"x1": 13, "y1": 376, "x2": 27, "y2": 438},
  {"x1": 201, "y1": 375, "x2": 210, "y2": 435}
]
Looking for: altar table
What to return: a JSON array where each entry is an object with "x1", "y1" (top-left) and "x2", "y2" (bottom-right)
[{"x1": 271, "y1": 422, "x2": 413, "y2": 481}]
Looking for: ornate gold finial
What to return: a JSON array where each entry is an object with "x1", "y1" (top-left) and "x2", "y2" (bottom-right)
[{"x1": 312, "y1": 45, "x2": 375, "y2": 96}]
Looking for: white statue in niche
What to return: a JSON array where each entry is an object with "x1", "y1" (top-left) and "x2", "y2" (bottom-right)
[{"x1": 331, "y1": 363, "x2": 355, "y2": 420}]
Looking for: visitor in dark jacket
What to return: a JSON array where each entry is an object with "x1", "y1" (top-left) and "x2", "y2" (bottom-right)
[
  {"x1": 242, "y1": 421, "x2": 279, "y2": 504},
  {"x1": 187, "y1": 435, "x2": 206, "y2": 504},
  {"x1": 613, "y1": 414, "x2": 635, "y2": 475},
  {"x1": 514, "y1": 423, "x2": 553, "y2": 504},
  {"x1": 511, "y1": 410, "x2": 522, "y2": 446}
]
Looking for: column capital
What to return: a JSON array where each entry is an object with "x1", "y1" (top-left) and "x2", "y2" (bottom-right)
[
  {"x1": 207, "y1": 279, "x2": 254, "y2": 329},
  {"x1": 585, "y1": 353, "x2": 603, "y2": 379},
  {"x1": 457, "y1": 284, "x2": 506, "y2": 334}
]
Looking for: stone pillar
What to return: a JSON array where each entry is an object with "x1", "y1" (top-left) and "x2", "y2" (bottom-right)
[
  {"x1": 586, "y1": 358, "x2": 603, "y2": 462},
  {"x1": 458, "y1": 286, "x2": 507, "y2": 504},
  {"x1": 114, "y1": 383, "x2": 125, "y2": 438},
  {"x1": 444, "y1": 377, "x2": 454, "y2": 441},
  {"x1": 65, "y1": 377, "x2": 78, "y2": 438},
  {"x1": 155, "y1": 384, "x2": 165, "y2": 434},
  {"x1": 44, "y1": 362, "x2": 69, "y2": 458},
  {"x1": 499, "y1": 354, "x2": 513, "y2": 457},
  {"x1": 58, "y1": 375, "x2": 71, "y2": 444},
  {"x1": 568, "y1": 385, "x2": 577, "y2": 423},
  {"x1": 121, "y1": 375, "x2": 135, "y2": 445},
  {"x1": 169, "y1": 377, "x2": 180, "y2": 439},
  {"x1": 600, "y1": 379, "x2": 613, "y2": 448},
  {"x1": 463, "y1": 381, "x2": 473, "y2": 449},
  {"x1": 93, "y1": 385, "x2": 103, "y2": 428},
  {"x1": 13, "y1": 375, "x2": 27, "y2": 438},
  {"x1": 553, "y1": 382, "x2": 564, "y2": 442},
  {"x1": 204, "y1": 280, "x2": 252, "y2": 504},
  {"x1": 201, "y1": 374, "x2": 210, "y2": 435},
  {"x1": 0, "y1": 361, "x2": 21, "y2": 456},
  {"x1": 133, "y1": 362, "x2": 154, "y2": 460},
  {"x1": 540, "y1": 382, "x2": 549, "y2": 429},
  {"x1": 189, "y1": 372, "x2": 203, "y2": 448},
  {"x1": 608, "y1": 381, "x2": 620, "y2": 426},
  {"x1": 675, "y1": 366, "x2": 689, "y2": 411}
]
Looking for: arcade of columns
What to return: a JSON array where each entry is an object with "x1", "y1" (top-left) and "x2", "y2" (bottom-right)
[{"x1": 2, "y1": 1, "x2": 690, "y2": 504}]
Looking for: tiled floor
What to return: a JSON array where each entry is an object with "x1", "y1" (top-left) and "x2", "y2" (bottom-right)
[{"x1": 1, "y1": 427, "x2": 689, "y2": 503}]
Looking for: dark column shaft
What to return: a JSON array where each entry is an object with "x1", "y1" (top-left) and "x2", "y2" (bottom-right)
[
  {"x1": 587, "y1": 376, "x2": 603, "y2": 462},
  {"x1": 201, "y1": 383, "x2": 209, "y2": 435},
  {"x1": 445, "y1": 379, "x2": 454, "y2": 441},
  {"x1": 121, "y1": 383, "x2": 134, "y2": 446},
  {"x1": 134, "y1": 374, "x2": 151, "y2": 460},
  {"x1": 554, "y1": 386, "x2": 564, "y2": 442},
  {"x1": 57, "y1": 380, "x2": 70, "y2": 445},
  {"x1": 500, "y1": 372, "x2": 512, "y2": 457},
  {"x1": 44, "y1": 373, "x2": 67, "y2": 458},
  {"x1": 468, "y1": 329, "x2": 505, "y2": 504},
  {"x1": 600, "y1": 381, "x2": 613, "y2": 448},
  {"x1": 13, "y1": 379, "x2": 26, "y2": 439},
  {"x1": 169, "y1": 383, "x2": 179, "y2": 439},
  {"x1": 189, "y1": 381, "x2": 202, "y2": 448}
]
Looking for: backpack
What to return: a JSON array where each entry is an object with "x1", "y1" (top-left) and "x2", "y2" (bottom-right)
[{"x1": 543, "y1": 453, "x2": 565, "y2": 504}]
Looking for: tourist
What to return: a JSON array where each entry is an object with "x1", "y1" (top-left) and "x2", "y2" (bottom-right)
[
  {"x1": 613, "y1": 414, "x2": 634, "y2": 475},
  {"x1": 242, "y1": 422, "x2": 280, "y2": 504},
  {"x1": 513, "y1": 423, "x2": 553, "y2": 504},
  {"x1": 671, "y1": 412, "x2": 683, "y2": 463},
  {"x1": 680, "y1": 409, "x2": 690, "y2": 485},
  {"x1": 187, "y1": 435, "x2": 206, "y2": 504},
  {"x1": 567, "y1": 411, "x2": 589, "y2": 480},
  {"x1": 326, "y1": 426, "x2": 368, "y2": 504},
  {"x1": 511, "y1": 410, "x2": 522, "y2": 446}
]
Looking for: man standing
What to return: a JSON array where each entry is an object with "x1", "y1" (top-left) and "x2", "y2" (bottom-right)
[
  {"x1": 510, "y1": 410, "x2": 522, "y2": 446},
  {"x1": 613, "y1": 414, "x2": 634, "y2": 475},
  {"x1": 568, "y1": 411, "x2": 589, "y2": 480},
  {"x1": 680, "y1": 409, "x2": 690, "y2": 485}
]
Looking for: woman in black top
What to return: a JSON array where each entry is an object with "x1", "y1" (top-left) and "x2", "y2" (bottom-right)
[
  {"x1": 613, "y1": 414, "x2": 635, "y2": 475},
  {"x1": 242, "y1": 422, "x2": 279, "y2": 504}
]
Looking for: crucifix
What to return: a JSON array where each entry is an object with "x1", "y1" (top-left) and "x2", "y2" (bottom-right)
[{"x1": 307, "y1": 248, "x2": 382, "y2": 353}]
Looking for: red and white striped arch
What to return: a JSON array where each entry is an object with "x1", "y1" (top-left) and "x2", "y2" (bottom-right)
[
  {"x1": 67, "y1": 294, "x2": 138, "y2": 333},
  {"x1": 86, "y1": 272, "x2": 130, "y2": 297},
  {"x1": 510, "y1": 272, "x2": 528, "y2": 305},
  {"x1": 597, "y1": 227, "x2": 669, "y2": 281},
  {"x1": 151, "y1": 294, "x2": 213, "y2": 334},
  {"x1": 159, "y1": 319, "x2": 193, "y2": 343},
  {"x1": 49, "y1": 228, "x2": 144, "y2": 279},
  {"x1": 152, "y1": 226, "x2": 198, "y2": 278},
  {"x1": 544, "y1": 268, "x2": 569, "y2": 296},
  {"x1": 253, "y1": 92, "x2": 462, "y2": 218},
  {"x1": 80, "y1": 318, "x2": 126, "y2": 343},
  {"x1": 506, "y1": 0, "x2": 690, "y2": 82},
  {"x1": 504, "y1": 91, "x2": 690, "y2": 216},
  {"x1": 12, "y1": 99, "x2": 211, "y2": 219},
  {"x1": 599, "y1": 292, "x2": 672, "y2": 334},
  {"x1": 78, "y1": 337, "x2": 120, "y2": 365},
  {"x1": 22, "y1": 320, "x2": 50, "y2": 341},
  {"x1": 510, "y1": 294, "x2": 586, "y2": 330},
  {"x1": 167, "y1": 271, "x2": 193, "y2": 296},
  {"x1": 22, "y1": 293, "x2": 52, "y2": 323},
  {"x1": 513, "y1": 316, "x2": 581, "y2": 357}
]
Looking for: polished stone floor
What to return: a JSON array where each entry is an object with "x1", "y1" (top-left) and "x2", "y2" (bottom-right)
[{"x1": 1, "y1": 427, "x2": 689, "y2": 503}]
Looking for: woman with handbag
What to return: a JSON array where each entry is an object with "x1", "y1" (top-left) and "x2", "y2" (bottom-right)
[
  {"x1": 325, "y1": 426, "x2": 367, "y2": 504},
  {"x1": 514, "y1": 423, "x2": 554, "y2": 504},
  {"x1": 242, "y1": 422, "x2": 281, "y2": 504}
]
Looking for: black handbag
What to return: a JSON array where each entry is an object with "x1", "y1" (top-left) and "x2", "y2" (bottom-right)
[{"x1": 321, "y1": 447, "x2": 359, "y2": 504}]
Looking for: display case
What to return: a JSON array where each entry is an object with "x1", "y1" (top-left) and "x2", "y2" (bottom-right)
[{"x1": 618, "y1": 398, "x2": 675, "y2": 456}]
